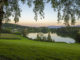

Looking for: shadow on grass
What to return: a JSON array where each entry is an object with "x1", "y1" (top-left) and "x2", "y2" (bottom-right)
[
  {"x1": 0, "y1": 38, "x2": 21, "y2": 40},
  {"x1": 0, "y1": 55, "x2": 12, "y2": 60}
]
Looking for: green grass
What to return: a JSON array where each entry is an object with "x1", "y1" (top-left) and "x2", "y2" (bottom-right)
[
  {"x1": 0, "y1": 34, "x2": 80, "y2": 60},
  {"x1": 0, "y1": 34, "x2": 21, "y2": 39}
]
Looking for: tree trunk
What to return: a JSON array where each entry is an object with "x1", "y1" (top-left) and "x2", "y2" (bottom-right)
[{"x1": 0, "y1": 0, "x2": 4, "y2": 32}]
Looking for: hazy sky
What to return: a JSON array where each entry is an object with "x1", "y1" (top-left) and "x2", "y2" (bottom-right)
[{"x1": 10, "y1": 2, "x2": 80, "y2": 27}]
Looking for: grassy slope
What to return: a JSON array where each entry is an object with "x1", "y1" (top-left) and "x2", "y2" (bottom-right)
[
  {"x1": 0, "y1": 34, "x2": 20, "y2": 39},
  {"x1": 0, "y1": 35, "x2": 80, "y2": 60}
]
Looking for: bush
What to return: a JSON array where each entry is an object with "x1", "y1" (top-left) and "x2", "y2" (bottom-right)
[{"x1": 75, "y1": 31, "x2": 80, "y2": 43}]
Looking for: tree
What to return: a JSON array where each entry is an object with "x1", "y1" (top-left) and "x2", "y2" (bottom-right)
[
  {"x1": 0, "y1": 0, "x2": 44, "y2": 31},
  {"x1": 43, "y1": 36, "x2": 47, "y2": 41},
  {"x1": 76, "y1": 30, "x2": 80, "y2": 43},
  {"x1": 22, "y1": 28, "x2": 28, "y2": 37},
  {"x1": 0, "y1": 0, "x2": 80, "y2": 31},
  {"x1": 47, "y1": 32, "x2": 52, "y2": 42},
  {"x1": 36, "y1": 33, "x2": 41, "y2": 41}
]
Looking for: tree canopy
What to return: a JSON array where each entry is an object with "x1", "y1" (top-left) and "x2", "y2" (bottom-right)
[{"x1": 0, "y1": 0, "x2": 80, "y2": 27}]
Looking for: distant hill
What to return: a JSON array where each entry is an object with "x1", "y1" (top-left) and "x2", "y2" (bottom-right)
[
  {"x1": 48, "y1": 25, "x2": 80, "y2": 28},
  {"x1": 2, "y1": 23, "x2": 80, "y2": 29},
  {"x1": 2, "y1": 23, "x2": 65, "y2": 29},
  {"x1": 72, "y1": 25, "x2": 80, "y2": 27},
  {"x1": 2, "y1": 23, "x2": 29, "y2": 29},
  {"x1": 48, "y1": 26, "x2": 65, "y2": 28}
]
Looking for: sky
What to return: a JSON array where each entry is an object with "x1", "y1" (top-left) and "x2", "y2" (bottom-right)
[{"x1": 10, "y1": 2, "x2": 80, "y2": 27}]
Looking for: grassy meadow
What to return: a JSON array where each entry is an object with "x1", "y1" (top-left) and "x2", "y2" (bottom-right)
[
  {"x1": 0, "y1": 34, "x2": 80, "y2": 60},
  {"x1": 0, "y1": 34, "x2": 20, "y2": 39}
]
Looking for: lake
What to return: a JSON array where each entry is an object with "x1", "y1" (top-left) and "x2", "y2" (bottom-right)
[{"x1": 27, "y1": 33, "x2": 75, "y2": 43}]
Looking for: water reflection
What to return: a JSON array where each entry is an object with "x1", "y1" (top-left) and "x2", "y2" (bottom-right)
[{"x1": 27, "y1": 33, "x2": 75, "y2": 43}]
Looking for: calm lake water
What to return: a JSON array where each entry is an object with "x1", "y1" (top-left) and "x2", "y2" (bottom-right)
[{"x1": 27, "y1": 33, "x2": 75, "y2": 43}]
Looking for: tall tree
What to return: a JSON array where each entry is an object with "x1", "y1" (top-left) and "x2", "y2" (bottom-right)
[
  {"x1": 0, "y1": 0, "x2": 31, "y2": 31},
  {"x1": 47, "y1": 32, "x2": 52, "y2": 42},
  {"x1": 0, "y1": 0, "x2": 80, "y2": 31}
]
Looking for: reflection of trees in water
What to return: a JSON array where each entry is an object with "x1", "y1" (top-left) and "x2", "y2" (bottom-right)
[
  {"x1": 36, "y1": 32, "x2": 53, "y2": 42},
  {"x1": 55, "y1": 27, "x2": 80, "y2": 43}
]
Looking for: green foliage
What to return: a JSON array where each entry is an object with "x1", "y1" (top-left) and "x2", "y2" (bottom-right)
[
  {"x1": 27, "y1": 27, "x2": 50, "y2": 33},
  {"x1": 36, "y1": 33, "x2": 48, "y2": 41},
  {"x1": 75, "y1": 31, "x2": 80, "y2": 43},
  {"x1": 2, "y1": 23, "x2": 55, "y2": 33},
  {"x1": 50, "y1": 0, "x2": 80, "y2": 25},
  {"x1": 1, "y1": 28, "x2": 11, "y2": 33},
  {"x1": 78, "y1": 30, "x2": 80, "y2": 34},
  {"x1": 43, "y1": 36, "x2": 47, "y2": 41},
  {"x1": 36, "y1": 33, "x2": 44, "y2": 41},
  {"x1": 55, "y1": 27, "x2": 80, "y2": 43},
  {"x1": 47, "y1": 32, "x2": 52, "y2": 42},
  {"x1": 0, "y1": 0, "x2": 80, "y2": 25},
  {"x1": 33, "y1": 0, "x2": 44, "y2": 20},
  {"x1": 36, "y1": 33, "x2": 41, "y2": 41},
  {"x1": 22, "y1": 28, "x2": 29, "y2": 37}
]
